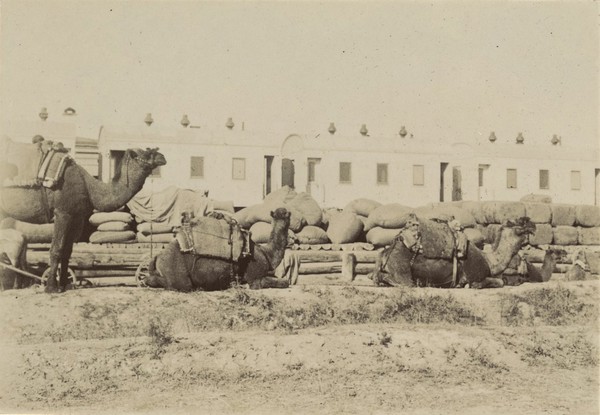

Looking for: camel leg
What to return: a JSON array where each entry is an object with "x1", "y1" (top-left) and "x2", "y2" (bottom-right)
[
  {"x1": 249, "y1": 277, "x2": 290, "y2": 290},
  {"x1": 46, "y1": 210, "x2": 74, "y2": 293},
  {"x1": 474, "y1": 277, "x2": 505, "y2": 289}
]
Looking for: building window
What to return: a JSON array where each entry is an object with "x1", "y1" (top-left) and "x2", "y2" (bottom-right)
[
  {"x1": 539, "y1": 169, "x2": 549, "y2": 190},
  {"x1": 413, "y1": 165, "x2": 424, "y2": 186},
  {"x1": 571, "y1": 170, "x2": 581, "y2": 190},
  {"x1": 339, "y1": 162, "x2": 352, "y2": 184},
  {"x1": 507, "y1": 169, "x2": 517, "y2": 189},
  {"x1": 376, "y1": 163, "x2": 388, "y2": 185},
  {"x1": 232, "y1": 158, "x2": 246, "y2": 180},
  {"x1": 190, "y1": 156, "x2": 204, "y2": 178},
  {"x1": 150, "y1": 166, "x2": 161, "y2": 178}
]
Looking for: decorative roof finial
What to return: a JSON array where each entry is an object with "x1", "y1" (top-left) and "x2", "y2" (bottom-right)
[
  {"x1": 226, "y1": 117, "x2": 234, "y2": 129},
  {"x1": 360, "y1": 124, "x2": 368, "y2": 136},
  {"x1": 399, "y1": 126, "x2": 407, "y2": 138},
  {"x1": 144, "y1": 113, "x2": 154, "y2": 126},
  {"x1": 488, "y1": 131, "x2": 497, "y2": 142},
  {"x1": 39, "y1": 107, "x2": 48, "y2": 121},
  {"x1": 328, "y1": 122, "x2": 336, "y2": 135},
  {"x1": 180, "y1": 114, "x2": 190, "y2": 128},
  {"x1": 516, "y1": 132, "x2": 524, "y2": 144},
  {"x1": 551, "y1": 134, "x2": 561, "y2": 145},
  {"x1": 63, "y1": 107, "x2": 76, "y2": 116}
]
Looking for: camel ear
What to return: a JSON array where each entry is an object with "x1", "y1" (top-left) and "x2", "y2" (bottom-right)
[
  {"x1": 285, "y1": 210, "x2": 291, "y2": 219},
  {"x1": 270, "y1": 210, "x2": 275, "y2": 218}
]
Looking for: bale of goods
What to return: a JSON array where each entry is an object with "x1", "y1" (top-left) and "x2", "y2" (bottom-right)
[
  {"x1": 586, "y1": 252, "x2": 600, "y2": 274},
  {"x1": 249, "y1": 222, "x2": 295, "y2": 244},
  {"x1": 326, "y1": 212, "x2": 364, "y2": 244},
  {"x1": 366, "y1": 227, "x2": 400, "y2": 247},
  {"x1": 528, "y1": 223, "x2": 553, "y2": 246},
  {"x1": 343, "y1": 198, "x2": 382, "y2": 217},
  {"x1": 578, "y1": 227, "x2": 600, "y2": 245},
  {"x1": 263, "y1": 186, "x2": 297, "y2": 205},
  {"x1": 551, "y1": 204, "x2": 576, "y2": 227},
  {"x1": 520, "y1": 194, "x2": 552, "y2": 204},
  {"x1": 96, "y1": 221, "x2": 132, "y2": 232},
  {"x1": 89, "y1": 212, "x2": 133, "y2": 226},
  {"x1": 295, "y1": 226, "x2": 330, "y2": 244},
  {"x1": 212, "y1": 200, "x2": 235, "y2": 214},
  {"x1": 482, "y1": 224, "x2": 502, "y2": 245},
  {"x1": 552, "y1": 226, "x2": 579, "y2": 245},
  {"x1": 137, "y1": 222, "x2": 174, "y2": 236},
  {"x1": 524, "y1": 203, "x2": 552, "y2": 224},
  {"x1": 321, "y1": 208, "x2": 342, "y2": 230},
  {"x1": 13, "y1": 221, "x2": 54, "y2": 243},
  {"x1": 456, "y1": 201, "x2": 486, "y2": 224},
  {"x1": 136, "y1": 232, "x2": 175, "y2": 243},
  {"x1": 234, "y1": 203, "x2": 305, "y2": 232},
  {"x1": 463, "y1": 228, "x2": 484, "y2": 249},
  {"x1": 287, "y1": 192, "x2": 322, "y2": 226},
  {"x1": 366, "y1": 204, "x2": 414, "y2": 229},
  {"x1": 89, "y1": 230, "x2": 136, "y2": 244},
  {"x1": 414, "y1": 205, "x2": 476, "y2": 228},
  {"x1": 482, "y1": 201, "x2": 526, "y2": 224},
  {"x1": 575, "y1": 205, "x2": 600, "y2": 227},
  {"x1": 356, "y1": 215, "x2": 369, "y2": 230}
]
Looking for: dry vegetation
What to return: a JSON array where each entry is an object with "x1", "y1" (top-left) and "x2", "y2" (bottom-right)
[{"x1": 0, "y1": 280, "x2": 598, "y2": 414}]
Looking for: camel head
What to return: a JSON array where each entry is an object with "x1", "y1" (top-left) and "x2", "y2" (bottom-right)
[
  {"x1": 548, "y1": 248, "x2": 569, "y2": 263},
  {"x1": 270, "y1": 208, "x2": 291, "y2": 224},
  {"x1": 505, "y1": 217, "x2": 536, "y2": 237},
  {"x1": 126, "y1": 148, "x2": 167, "y2": 171}
]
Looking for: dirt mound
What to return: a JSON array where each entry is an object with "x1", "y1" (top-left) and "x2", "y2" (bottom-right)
[{"x1": 1, "y1": 282, "x2": 598, "y2": 414}]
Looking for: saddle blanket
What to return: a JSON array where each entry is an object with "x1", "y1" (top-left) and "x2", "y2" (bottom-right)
[{"x1": 175, "y1": 216, "x2": 250, "y2": 262}]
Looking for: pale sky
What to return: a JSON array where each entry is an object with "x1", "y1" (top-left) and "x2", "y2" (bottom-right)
[{"x1": 1, "y1": 0, "x2": 598, "y2": 149}]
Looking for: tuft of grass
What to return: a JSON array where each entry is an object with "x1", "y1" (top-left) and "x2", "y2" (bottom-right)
[
  {"x1": 502, "y1": 285, "x2": 597, "y2": 326},
  {"x1": 465, "y1": 344, "x2": 509, "y2": 372},
  {"x1": 147, "y1": 317, "x2": 174, "y2": 359}
]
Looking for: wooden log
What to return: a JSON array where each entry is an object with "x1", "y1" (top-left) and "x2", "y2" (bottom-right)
[
  {"x1": 299, "y1": 262, "x2": 374, "y2": 275},
  {"x1": 342, "y1": 253, "x2": 356, "y2": 281},
  {"x1": 295, "y1": 250, "x2": 378, "y2": 263},
  {"x1": 76, "y1": 269, "x2": 136, "y2": 278}
]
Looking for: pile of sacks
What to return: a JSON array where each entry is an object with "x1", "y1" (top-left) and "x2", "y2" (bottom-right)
[
  {"x1": 233, "y1": 186, "x2": 327, "y2": 244},
  {"x1": 88, "y1": 211, "x2": 136, "y2": 244}
]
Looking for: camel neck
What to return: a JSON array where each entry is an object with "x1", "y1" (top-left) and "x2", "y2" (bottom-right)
[
  {"x1": 79, "y1": 164, "x2": 145, "y2": 212},
  {"x1": 487, "y1": 228, "x2": 525, "y2": 276},
  {"x1": 540, "y1": 252, "x2": 554, "y2": 280},
  {"x1": 265, "y1": 219, "x2": 289, "y2": 269}
]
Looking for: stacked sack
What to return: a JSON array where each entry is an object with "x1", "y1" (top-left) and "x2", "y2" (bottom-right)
[
  {"x1": 136, "y1": 222, "x2": 175, "y2": 243},
  {"x1": 88, "y1": 211, "x2": 136, "y2": 244},
  {"x1": 233, "y1": 186, "x2": 326, "y2": 244}
]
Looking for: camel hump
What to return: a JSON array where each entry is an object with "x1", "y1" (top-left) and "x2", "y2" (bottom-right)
[{"x1": 175, "y1": 216, "x2": 250, "y2": 262}]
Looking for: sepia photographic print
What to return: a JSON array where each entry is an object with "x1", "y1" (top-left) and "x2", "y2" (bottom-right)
[{"x1": 0, "y1": 0, "x2": 598, "y2": 414}]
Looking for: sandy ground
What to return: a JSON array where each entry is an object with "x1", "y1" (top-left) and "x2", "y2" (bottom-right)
[{"x1": 0, "y1": 280, "x2": 598, "y2": 415}]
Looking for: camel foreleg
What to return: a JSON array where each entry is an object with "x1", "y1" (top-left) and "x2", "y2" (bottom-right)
[
  {"x1": 249, "y1": 276, "x2": 290, "y2": 290},
  {"x1": 46, "y1": 210, "x2": 75, "y2": 293},
  {"x1": 471, "y1": 277, "x2": 505, "y2": 289}
]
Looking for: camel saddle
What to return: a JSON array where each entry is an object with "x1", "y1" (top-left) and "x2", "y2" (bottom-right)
[
  {"x1": 400, "y1": 215, "x2": 468, "y2": 261},
  {"x1": 175, "y1": 215, "x2": 251, "y2": 262},
  {"x1": 1, "y1": 137, "x2": 71, "y2": 189}
]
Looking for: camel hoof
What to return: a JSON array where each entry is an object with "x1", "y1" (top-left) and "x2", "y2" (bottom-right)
[{"x1": 45, "y1": 285, "x2": 59, "y2": 293}]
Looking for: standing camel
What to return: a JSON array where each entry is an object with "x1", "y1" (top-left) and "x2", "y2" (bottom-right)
[
  {"x1": 143, "y1": 208, "x2": 292, "y2": 291},
  {"x1": 0, "y1": 147, "x2": 166, "y2": 292},
  {"x1": 370, "y1": 216, "x2": 536, "y2": 289}
]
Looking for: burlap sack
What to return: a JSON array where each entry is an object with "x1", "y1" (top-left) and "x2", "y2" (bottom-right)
[
  {"x1": 211, "y1": 199, "x2": 235, "y2": 214},
  {"x1": 288, "y1": 192, "x2": 323, "y2": 226},
  {"x1": 414, "y1": 205, "x2": 476, "y2": 228},
  {"x1": 524, "y1": 203, "x2": 552, "y2": 224},
  {"x1": 13, "y1": 221, "x2": 54, "y2": 243},
  {"x1": 366, "y1": 227, "x2": 400, "y2": 247},
  {"x1": 295, "y1": 226, "x2": 330, "y2": 244},
  {"x1": 89, "y1": 230, "x2": 136, "y2": 244},
  {"x1": 326, "y1": 212, "x2": 364, "y2": 244},
  {"x1": 263, "y1": 186, "x2": 297, "y2": 205},
  {"x1": 249, "y1": 222, "x2": 296, "y2": 244},
  {"x1": 482, "y1": 224, "x2": 502, "y2": 245},
  {"x1": 586, "y1": 252, "x2": 600, "y2": 274},
  {"x1": 483, "y1": 201, "x2": 526, "y2": 224},
  {"x1": 97, "y1": 221, "x2": 131, "y2": 232},
  {"x1": 137, "y1": 222, "x2": 174, "y2": 236},
  {"x1": 321, "y1": 208, "x2": 342, "y2": 230},
  {"x1": 463, "y1": 227, "x2": 484, "y2": 249},
  {"x1": 552, "y1": 226, "x2": 578, "y2": 245},
  {"x1": 344, "y1": 198, "x2": 382, "y2": 217},
  {"x1": 551, "y1": 204, "x2": 576, "y2": 227},
  {"x1": 89, "y1": 212, "x2": 133, "y2": 226},
  {"x1": 234, "y1": 203, "x2": 305, "y2": 232},
  {"x1": 528, "y1": 223, "x2": 553, "y2": 246},
  {"x1": 575, "y1": 205, "x2": 600, "y2": 227},
  {"x1": 366, "y1": 204, "x2": 414, "y2": 229},
  {"x1": 578, "y1": 227, "x2": 600, "y2": 245},
  {"x1": 520, "y1": 194, "x2": 552, "y2": 204},
  {"x1": 418, "y1": 219, "x2": 456, "y2": 260},
  {"x1": 459, "y1": 201, "x2": 487, "y2": 225}
]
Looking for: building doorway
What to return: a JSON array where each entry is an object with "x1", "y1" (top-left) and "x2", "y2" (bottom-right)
[
  {"x1": 439, "y1": 162, "x2": 448, "y2": 202},
  {"x1": 282, "y1": 158, "x2": 295, "y2": 188},
  {"x1": 452, "y1": 166, "x2": 462, "y2": 201},
  {"x1": 478, "y1": 164, "x2": 491, "y2": 201},
  {"x1": 264, "y1": 156, "x2": 274, "y2": 197}
]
